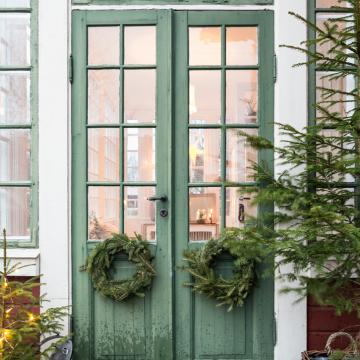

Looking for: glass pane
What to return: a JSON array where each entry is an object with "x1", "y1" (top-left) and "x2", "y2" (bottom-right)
[
  {"x1": 0, "y1": 71, "x2": 30, "y2": 124},
  {"x1": 0, "y1": 187, "x2": 30, "y2": 239},
  {"x1": 124, "y1": 26, "x2": 156, "y2": 65},
  {"x1": 316, "y1": 72, "x2": 354, "y2": 119},
  {"x1": 0, "y1": 14, "x2": 30, "y2": 66},
  {"x1": 124, "y1": 128, "x2": 155, "y2": 182},
  {"x1": 88, "y1": 186, "x2": 120, "y2": 240},
  {"x1": 189, "y1": 187, "x2": 220, "y2": 241},
  {"x1": 225, "y1": 187, "x2": 257, "y2": 228},
  {"x1": 316, "y1": 0, "x2": 341, "y2": 7},
  {"x1": 124, "y1": 186, "x2": 156, "y2": 241},
  {"x1": 88, "y1": 70, "x2": 120, "y2": 124},
  {"x1": 88, "y1": 27, "x2": 120, "y2": 65},
  {"x1": 124, "y1": 69, "x2": 155, "y2": 124},
  {"x1": 226, "y1": 129, "x2": 257, "y2": 183},
  {"x1": 0, "y1": 129, "x2": 30, "y2": 182},
  {"x1": 316, "y1": 14, "x2": 346, "y2": 59},
  {"x1": 0, "y1": 0, "x2": 30, "y2": 6},
  {"x1": 189, "y1": 129, "x2": 221, "y2": 183},
  {"x1": 226, "y1": 27, "x2": 258, "y2": 66},
  {"x1": 189, "y1": 70, "x2": 221, "y2": 124},
  {"x1": 226, "y1": 70, "x2": 258, "y2": 124},
  {"x1": 88, "y1": 128, "x2": 120, "y2": 182},
  {"x1": 189, "y1": 27, "x2": 221, "y2": 66}
]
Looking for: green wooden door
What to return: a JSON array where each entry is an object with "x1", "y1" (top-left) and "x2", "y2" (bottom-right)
[{"x1": 72, "y1": 9, "x2": 274, "y2": 360}]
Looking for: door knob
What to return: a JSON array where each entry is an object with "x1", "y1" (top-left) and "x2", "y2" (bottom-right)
[{"x1": 147, "y1": 195, "x2": 168, "y2": 202}]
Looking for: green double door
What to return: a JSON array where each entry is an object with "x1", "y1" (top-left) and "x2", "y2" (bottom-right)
[{"x1": 72, "y1": 9, "x2": 274, "y2": 360}]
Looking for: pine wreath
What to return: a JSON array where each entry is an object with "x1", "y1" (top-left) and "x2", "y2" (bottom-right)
[
  {"x1": 182, "y1": 228, "x2": 262, "y2": 311},
  {"x1": 84, "y1": 234, "x2": 156, "y2": 302}
]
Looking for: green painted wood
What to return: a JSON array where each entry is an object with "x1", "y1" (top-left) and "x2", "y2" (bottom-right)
[
  {"x1": 72, "y1": 0, "x2": 273, "y2": 6},
  {"x1": 72, "y1": 9, "x2": 274, "y2": 360}
]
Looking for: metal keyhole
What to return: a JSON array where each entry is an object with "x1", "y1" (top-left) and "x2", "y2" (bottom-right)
[{"x1": 160, "y1": 209, "x2": 168, "y2": 217}]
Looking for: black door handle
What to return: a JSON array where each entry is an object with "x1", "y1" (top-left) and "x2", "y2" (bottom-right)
[{"x1": 147, "y1": 195, "x2": 168, "y2": 202}]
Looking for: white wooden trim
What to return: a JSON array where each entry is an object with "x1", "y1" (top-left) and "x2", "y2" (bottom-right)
[
  {"x1": 274, "y1": 0, "x2": 308, "y2": 358},
  {"x1": 38, "y1": 0, "x2": 71, "y2": 334}
]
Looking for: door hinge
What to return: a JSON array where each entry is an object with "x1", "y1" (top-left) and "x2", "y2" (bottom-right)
[
  {"x1": 69, "y1": 55, "x2": 73, "y2": 84},
  {"x1": 273, "y1": 315, "x2": 277, "y2": 346},
  {"x1": 273, "y1": 54, "x2": 277, "y2": 83}
]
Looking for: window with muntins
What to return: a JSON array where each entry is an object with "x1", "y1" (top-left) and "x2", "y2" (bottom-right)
[
  {"x1": 0, "y1": 0, "x2": 37, "y2": 246},
  {"x1": 72, "y1": 0, "x2": 273, "y2": 5}
]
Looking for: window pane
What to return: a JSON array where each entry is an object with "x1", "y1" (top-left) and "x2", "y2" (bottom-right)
[
  {"x1": 189, "y1": 70, "x2": 221, "y2": 124},
  {"x1": 226, "y1": 70, "x2": 258, "y2": 124},
  {"x1": 124, "y1": 26, "x2": 156, "y2": 65},
  {"x1": 0, "y1": 129, "x2": 30, "y2": 182},
  {"x1": 124, "y1": 128, "x2": 155, "y2": 182},
  {"x1": 316, "y1": 14, "x2": 346, "y2": 59},
  {"x1": 0, "y1": 0, "x2": 30, "y2": 6},
  {"x1": 189, "y1": 187, "x2": 220, "y2": 241},
  {"x1": 316, "y1": 0, "x2": 341, "y2": 7},
  {"x1": 0, "y1": 71, "x2": 30, "y2": 124},
  {"x1": 0, "y1": 187, "x2": 30, "y2": 239},
  {"x1": 225, "y1": 187, "x2": 257, "y2": 228},
  {"x1": 124, "y1": 70, "x2": 155, "y2": 123},
  {"x1": 189, "y1": 129, "x2": 221, "y2": 183},
  {"x1": 88, "y1": 27, "x2": 120, "y2": 66},
  {"x1": 124, "y1": 186, "x2": 156, "y2": 241},
  {"x1": 88, "y1": 128, "x2": 120, "y2": 182},
  {"x1": 88, "y1": 70, "x2": 120, "y2": 124},
  {"x1": 0, "y1": 13, "x2": 30, "y2": 66},
  {"x1": 88, "y1": 186, "x2": 120, "y2": 240},
  {"x1": 316, "y1": 72, "x2": 354, "y2": 119},
  {"x1": 226, "y1": 27, "x2": 258, "y2": 66},
  {"x1": 189, "y1": 27, "x2": 221, "y2": 66},
  {"x1": 226, "y1": 129, "x2": 257, "y2": 183}
]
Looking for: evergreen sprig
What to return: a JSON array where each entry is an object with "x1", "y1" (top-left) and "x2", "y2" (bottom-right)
[
  {"x1": 238, "y1": 0, "x2": 360, "y2": 314},
  {"x1": 0, "y1": 229, "x2": 68, "y2": 359}
]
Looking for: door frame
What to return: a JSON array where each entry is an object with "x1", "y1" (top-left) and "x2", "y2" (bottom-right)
[{"x1": 71, "y1": 8, "x2": 274, "y2": 360}]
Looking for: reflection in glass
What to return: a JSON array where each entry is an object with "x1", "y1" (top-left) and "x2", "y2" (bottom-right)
[
  {"x1": 0, "y1": 187, "x2": 30, "y2": 239},
  {"x1": 226, "y1": 70, "x2": 258, "y2": 124},
  {"x1": 124, "y1": 128, "x2": 155, "y2": 182},
  {"x1": 226, "y1": 129, "x2": 257, "y2": 183},
  {"x1": 124, "y1": 26, "x2": 156, "y2": 65},
  {"x1": 189, "y1": 27, "x2": 221, "y2": 66},
  {"x1": 88, "y1": 128, "x2": 120, "y2": 182},
  {"x1": 225, "y1": 187, "x2": 256, "y2": 228},
  {"x1": 189, "y1": 71, "x2": 221, "y2": 124},
  {"x1": 0, "y1": 14, "x2": 30, "y2": 66},
  {"x1": 88, "y1": 27, "x2": 120, "y2": 65},
  {"x1": 88, "y1": 70, "x2": 119, "y2": 124},
  {"x1": 316, "y1": 0, "x2": 341, "y2": 7},
  {"x1": 226, "y1": 27, "x2": 258, "y2": 66},
  {"x1": 316, "y1": 72, "x2": 354, "y2": 119},
  {"x1": 0, "y1": 129, "x2": 30, "y2": 182},
  {"x1": 124, "y1": 186, "x2": 156, "y2": 241},
  {"x1": 0, "y1": 72, "x2": 30, "y2": 124},
  {"x1": 88, "y1": 186, "x2": 120, "y2": 240},
  {"x1": 124, "y1": 70, "x2": 156, "y2": 123},
  {"x1": 189, "y1": 129, "x2": 221, "y2": 183},
  {"x1": 316, "y1": 14, "x2": 346, "y2": 59},
  {"x1": 0, "y1": 0, "x2": 30, "y2": 6},
  {"x1": 189, "y1": 187, "x2": 220, "y2": 241}
]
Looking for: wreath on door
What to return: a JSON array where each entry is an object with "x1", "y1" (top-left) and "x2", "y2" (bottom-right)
[
  {"x1": 182, "y1": 228, "x2": 264, "y2": 311},
  {"x1": 84, "y1": 234, "x2": 156, "y2": 302}
]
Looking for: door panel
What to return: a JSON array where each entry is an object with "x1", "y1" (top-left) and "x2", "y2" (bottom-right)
[{"x1": 72, "y1": 9, "x2": 274, "y2": 360}]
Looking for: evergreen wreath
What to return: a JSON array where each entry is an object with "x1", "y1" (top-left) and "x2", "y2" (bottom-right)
[
  {"x1": 182, "y1": 228, "x2": 263, "y2": 311},
  {"x1": 84, "y1": 233, "x2": 156, "y2": 302}
]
